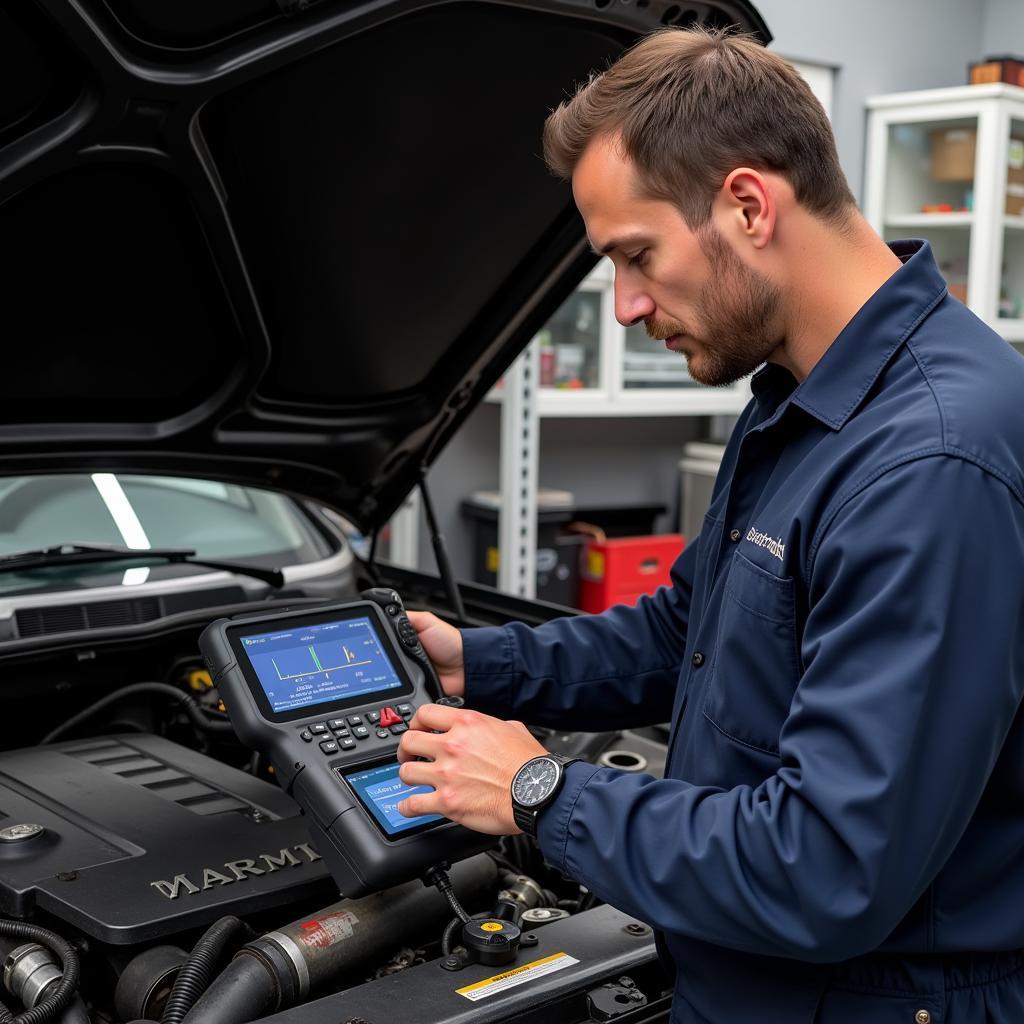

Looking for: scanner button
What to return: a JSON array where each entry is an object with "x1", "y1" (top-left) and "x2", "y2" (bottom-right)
[
  {"x1": 339, "y1": 737, "x2": 356, "y2": 751},
  {"x1": 397, "y1": 704, "x2": 413, "y2": 717},
  {"x1": 347, "y1": 715, "x2": 363, "y2": 726},
  {"x1": 332, "y1": 726, "x2": 350, "y2": 737},
  {"x1": 379, "y1": 707, "x2": 403, "y2": 728},
  {"x1": 390, "y1": 723, "x2": 408, "y2": 735},
  {"x1": 366, "y1": 711, "x2": 381, "y2": 724},
  {"x1": 309, "y1": 723, "x2": 328, "y2": 734},
  {"x1": 319, "y1": 739, "x2": 339, "y2": 754},
  {"x1": 328, "y1": 719, "x2": 347, "y2": 730},
  {"x1": 375, "y1": 728, "x2": 390, "y2": 740},
  {"x1": 352, "y1": 725, "x2": 370, "y2": 739},
  {"x1": 386, "y1": 604, "x2": 400, "y2": 616},
  {"x1": 299, "y1": 730, "x2": 314, "y2": 742}
]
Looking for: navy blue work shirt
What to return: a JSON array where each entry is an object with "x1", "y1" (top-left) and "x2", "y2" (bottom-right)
[{"x1": 461, "y1": 241, "x2": 1024, "y2": 1022}]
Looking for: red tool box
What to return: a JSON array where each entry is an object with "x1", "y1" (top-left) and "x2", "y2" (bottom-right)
[{"x1": 578, "y1": 534, "x2": 685, "y2": 613}]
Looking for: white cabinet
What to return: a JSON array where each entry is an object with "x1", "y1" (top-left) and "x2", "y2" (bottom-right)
[
  {"x1": 487, "y1": 259, "x2": 751, "y2": 417},
  {"x1": 865, "y1": 83, "x2": 1024, "y2": 344}
]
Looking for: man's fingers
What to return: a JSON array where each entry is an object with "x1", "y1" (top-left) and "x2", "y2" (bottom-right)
[
  {"x1": 407, "y1": 702, "x2": 462, "y2": 733},
  {"x1": 396, "y1": 728, "x2": 441, "y2": 763},
  {"x1": 398, "y1": 792, "x2": 439, "y2": 818},
  {"x1": 397, "y1": 759, "x2": 434, "y2": 788}
]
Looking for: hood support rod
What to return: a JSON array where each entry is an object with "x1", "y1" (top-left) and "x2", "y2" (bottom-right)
[{"x1": 419, "y1": 469, "x2": 467, "y2": 623}]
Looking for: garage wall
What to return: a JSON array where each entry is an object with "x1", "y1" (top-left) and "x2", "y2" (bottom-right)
[
  {"x1": 757, "y1": 0, "x2": 987, "y2": 204},
  {"x1": 981, "y1": 0, "x2": 1024, "y2": 60}
]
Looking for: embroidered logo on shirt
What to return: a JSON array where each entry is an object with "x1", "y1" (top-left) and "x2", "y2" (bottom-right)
[{"x1": 746, "y1": 527, "x2": 785, "y2": 563}]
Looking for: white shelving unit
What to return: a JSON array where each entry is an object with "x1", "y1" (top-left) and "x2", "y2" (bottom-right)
[{"x1": 865, "y1": 83, "x2": 1024, "y2": 345}]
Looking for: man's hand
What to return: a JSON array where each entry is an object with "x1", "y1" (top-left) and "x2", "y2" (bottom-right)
[
  {"x1": 406, "y1": 611, "x2": 465, "y2": 698},
  {"x1": 395, "y1": 703, "x2": 547, "y2": 834}
]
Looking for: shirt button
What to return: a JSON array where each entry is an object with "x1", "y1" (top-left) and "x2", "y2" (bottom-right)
[
  {"x1": 915, "y1": 1012, "x2": 931, "y2": 1024},
  {"x1": 729, "y1": 529, "x2": 741, "y2": 542},
  {"x1": 692, "y1": 651, "x2": 705, "y2": 667}
]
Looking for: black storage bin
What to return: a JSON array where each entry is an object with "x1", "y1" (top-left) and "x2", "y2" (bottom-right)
[{"x1": 460, "y1": 498, "x2": 666, "y2": 608}]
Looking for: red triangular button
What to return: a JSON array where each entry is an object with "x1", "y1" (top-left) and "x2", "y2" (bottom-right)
[{"x1": 380, "y1": 706, "x2": 402, "y2": 728}]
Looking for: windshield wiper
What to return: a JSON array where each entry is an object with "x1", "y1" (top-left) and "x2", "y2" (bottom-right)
[{"x1": 0, "y1": 543, "x2": 284, "y2": 588}]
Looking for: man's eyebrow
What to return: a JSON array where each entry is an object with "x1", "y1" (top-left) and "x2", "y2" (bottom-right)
[{"x1": 588, "y1": 234, "x2": 647, "y2": 257}]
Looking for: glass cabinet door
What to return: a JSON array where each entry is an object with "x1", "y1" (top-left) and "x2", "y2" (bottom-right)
[
  {"x1": 622, "y1": 323, "x2": 701, "y2": 389},
  {"x1": 536, "y1": 288, "x2": 603, "y2": 391},
  {"x1": 881, "y1": 117, "x2": 978, "y2": 306},
  {"x1": 999, "y1": 120, "x2": 1024, "y2": 335}
]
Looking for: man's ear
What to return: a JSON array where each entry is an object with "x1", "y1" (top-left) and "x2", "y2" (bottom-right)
[{"x1": 717, "y1": 167, "x2": 775, "y2": 250}]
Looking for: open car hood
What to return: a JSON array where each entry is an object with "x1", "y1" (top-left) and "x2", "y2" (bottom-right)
[{"x1": 2, "y1": 0, "x2": 768, "y2": 529}]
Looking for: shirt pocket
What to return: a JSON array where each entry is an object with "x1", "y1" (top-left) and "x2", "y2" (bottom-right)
[{"x1": 702, "y1": 550, "x2": 801, "y2": 756}]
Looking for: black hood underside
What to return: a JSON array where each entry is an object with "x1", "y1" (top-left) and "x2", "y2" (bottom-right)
[{"x1": 1, "y1": 0, "x2": 768, "y2": 528}]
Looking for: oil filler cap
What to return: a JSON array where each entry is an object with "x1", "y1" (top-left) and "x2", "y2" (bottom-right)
[
  {"x1": 0, "y1": 824, "x2": 45, "y2": 843},
  {"x1": 462, "y1": 919, "x2": 521, "y2": 966}
]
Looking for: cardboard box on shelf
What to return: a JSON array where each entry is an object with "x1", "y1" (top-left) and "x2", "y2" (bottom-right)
[
  {"x1": 969, "y1": 57, "x2": 1024, "y2": 87},
  {"x1": 930, "y1": 128, "x2": 977, "y2": 181}
]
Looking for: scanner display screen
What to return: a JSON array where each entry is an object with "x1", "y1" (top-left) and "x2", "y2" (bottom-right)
[
  {"x1": 344, "y1": 761, "x2": 444, "y2": 836},
  {"x1": 238, "y1": 615, "x2": 403, "y2": 715}
]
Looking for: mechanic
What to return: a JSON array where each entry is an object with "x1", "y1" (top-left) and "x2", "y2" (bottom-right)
[{"x1": 396, "y1": 27, "x2": 1024, "y2": 1023}]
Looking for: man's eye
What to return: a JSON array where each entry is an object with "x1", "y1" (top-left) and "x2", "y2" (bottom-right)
[{"x1": 627, "y1": 249, "x2": 648, "y2": 268}]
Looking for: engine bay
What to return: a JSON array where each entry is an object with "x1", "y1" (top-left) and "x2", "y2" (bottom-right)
[{"x1": 0, "y1": 582, "x2": 671, "y2": 1024}]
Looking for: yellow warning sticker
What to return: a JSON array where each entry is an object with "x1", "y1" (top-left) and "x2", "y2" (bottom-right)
[
  {"x1": 480, "y1": 922, "x2": 504, "y2": 932},
  {"x1": 455, "y1": 952, "x2": 580, "y2": 1002}
]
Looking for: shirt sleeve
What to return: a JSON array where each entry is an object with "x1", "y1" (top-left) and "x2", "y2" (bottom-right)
[
  {"x1": 460, "y1": 537, "x2": 697, "y2": 731},
  {"x1": 536, "y1": 455, "x2": 1024, "y2": 962}
]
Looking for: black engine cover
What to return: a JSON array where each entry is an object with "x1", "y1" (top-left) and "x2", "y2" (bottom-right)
[{"x1": 0, "y1": 735, "x2": 335, "y2": 943}]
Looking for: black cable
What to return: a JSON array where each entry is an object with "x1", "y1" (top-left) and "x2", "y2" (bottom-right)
[
  {"x1": 422, "y1": 865, "x2": 471, "y2": 924},
  {"x1": 41, "y1": 683, "x2": 234, "y2": 745},
  {"x1": 161, "y1": 917, "x2": 253, "y2": 1024},
  {"x1": 440, "y1": 916, "x2": 463, "y2": 957},
  {"x1": 0, "y1": 920, "x2": 80, "y2": 1024}
]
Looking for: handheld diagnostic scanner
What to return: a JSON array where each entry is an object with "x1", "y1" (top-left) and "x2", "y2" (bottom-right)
[{"x1": 199, "y1": 590, "x2": 493, "y2": 897}]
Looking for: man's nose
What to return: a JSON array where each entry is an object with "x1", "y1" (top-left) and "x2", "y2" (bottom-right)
[{"x1": 614, "y1": 279, "x2": 656, "y2": 327}]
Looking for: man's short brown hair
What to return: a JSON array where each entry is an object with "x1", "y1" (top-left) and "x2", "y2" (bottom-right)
[{"x1": 543, "y1": 27, "x2": 854, "y2": 227}]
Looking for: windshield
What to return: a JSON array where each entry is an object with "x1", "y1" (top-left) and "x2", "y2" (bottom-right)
[{"x1": 0, "y1": 474, "x2": 332, "y2": 585}]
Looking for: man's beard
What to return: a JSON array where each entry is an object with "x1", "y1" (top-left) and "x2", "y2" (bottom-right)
[{"x1": 645, "y1": 227, "x2": 783, "y2": 387}]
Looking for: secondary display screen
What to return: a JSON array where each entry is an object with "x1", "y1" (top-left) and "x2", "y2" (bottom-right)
[
  {"x1": 344, "y1": 761, "x2": 445, "y2": 837},
  {"x1": 238, "y1": 615, "x2": 404, "y2": 716}
]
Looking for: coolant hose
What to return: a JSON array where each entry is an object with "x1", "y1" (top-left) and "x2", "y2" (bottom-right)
[
  {"x1": 161, "y1": 918, "x2": 251, "y2": 1024},
  {"x1": 54, "y1": 999, "x2": 88, "y2": 1024},
  {"x1": 42, "y1": 683, "x2": 234, "y2": 744},
  {"x1": 0, "y1": 921, "x2": 80, "y2": 1024},
  {"x1": 171, "y1": 958, "x2": 273, "y2": 1024}
]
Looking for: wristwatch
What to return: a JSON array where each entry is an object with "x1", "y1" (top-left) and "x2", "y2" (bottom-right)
[{"x1": 511, "y1": 753, "x2": 581, "y2": 837}]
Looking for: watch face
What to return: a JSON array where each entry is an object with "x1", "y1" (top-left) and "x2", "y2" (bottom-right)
[{"x1": 512, "y1": 757, "x2": 560, "y2": 808}]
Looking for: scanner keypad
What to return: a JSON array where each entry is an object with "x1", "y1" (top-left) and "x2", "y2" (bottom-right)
[{"x1": 297, "y1": 702, "x2": 418, "y2": 757}]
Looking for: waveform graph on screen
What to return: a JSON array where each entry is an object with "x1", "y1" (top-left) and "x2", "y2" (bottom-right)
[{"x1": 270, "y1": 641, "x2": 370, "y2": 681}]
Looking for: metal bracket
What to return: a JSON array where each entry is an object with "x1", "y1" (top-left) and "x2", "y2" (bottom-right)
[{"x1": 498, "y1": 340, "x2": 540, "y2": 598}]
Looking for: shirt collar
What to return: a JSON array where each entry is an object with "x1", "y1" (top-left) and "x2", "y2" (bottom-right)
[{"x1": 750, "y1": 240, "x2": 948, "y2": 432}]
